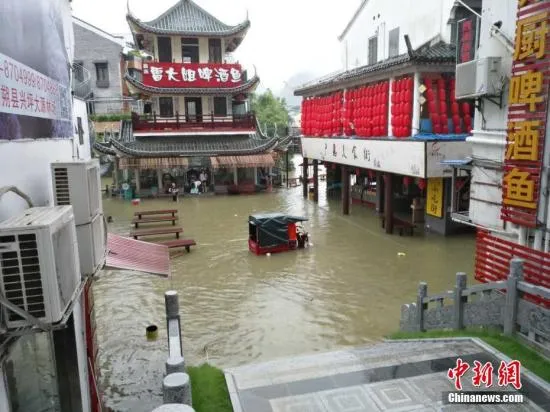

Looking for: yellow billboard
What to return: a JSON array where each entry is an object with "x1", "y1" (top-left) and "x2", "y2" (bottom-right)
[{"x1": 426, "y1": 178, "x2": 444, "y2": 218}]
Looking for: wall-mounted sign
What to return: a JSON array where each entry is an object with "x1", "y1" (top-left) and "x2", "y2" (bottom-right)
[
  {"x1": 301, "y1": 137, "x2": 470, "y2": 178},
  {"x1": 142, "y1": 63, "x2": 243, "y2": 88},
  {"x1": 426, "y1": 178, "x2": 444, "y2": 218},
  {"x1": 501, "y1": 1, "x2": 550, "y2": 227},
  {"x1": 0, "y1": 0, "x2": 72, "y2": 140}
]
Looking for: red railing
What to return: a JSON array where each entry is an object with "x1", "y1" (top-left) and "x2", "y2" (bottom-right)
[
  {"x1": 132, "y1": 112, "x2": 256, "y2": 132},
  {"x1": 475, "y1": 230, "x2": 550, "y2": 307}
]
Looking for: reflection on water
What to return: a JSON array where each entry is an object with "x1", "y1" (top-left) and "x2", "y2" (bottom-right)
[{"x1": 96, "y1": 174, "x2": 475, "y2": 411}]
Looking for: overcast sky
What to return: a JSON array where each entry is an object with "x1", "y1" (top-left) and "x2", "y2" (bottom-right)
[{"x1": 71, "y1": 0, "x2": 360, "y2": 100}]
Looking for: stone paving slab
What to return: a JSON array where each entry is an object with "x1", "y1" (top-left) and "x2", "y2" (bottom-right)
[{"x1": 225, "y1": 339, "x2": 550, "y2": 412}]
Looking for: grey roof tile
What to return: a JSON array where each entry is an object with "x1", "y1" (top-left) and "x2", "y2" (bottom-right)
[
  {"x1": 127, "y1": 0, "x2": 250, "y2": 37},
  {"x1": 295, "y1": 41, "x2": 456, "y2": 96}
]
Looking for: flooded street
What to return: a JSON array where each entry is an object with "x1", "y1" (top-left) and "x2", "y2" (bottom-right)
[{"x1": 96, "y1": 167, "x2": 475, "y2": 411}]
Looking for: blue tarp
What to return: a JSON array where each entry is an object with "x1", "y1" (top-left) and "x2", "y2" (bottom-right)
[{"x1": 411, "y1": 133, "x2": 469, "y2": 141}]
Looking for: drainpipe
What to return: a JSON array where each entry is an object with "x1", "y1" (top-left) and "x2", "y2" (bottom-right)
[{"x1": 411, "y1": 72, "x2": 421, "y2": 135}]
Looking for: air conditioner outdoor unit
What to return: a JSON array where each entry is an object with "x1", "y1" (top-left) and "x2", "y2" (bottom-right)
[
  {"x1": 51, "y1": 159, "x2": 102, "y2": 226},
  {"x1": 455, "y1": 57, "x2": 502, "y2": 100},
  {"x1": 0, "y1": 206, "x2": 80, "y2": 329},
  {"x1": 76, "y1": 213, "x2": 105, "y2": 276}
]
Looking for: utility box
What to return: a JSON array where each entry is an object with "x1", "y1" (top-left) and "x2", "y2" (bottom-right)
[{"x1": 455, "y1": 57, "x2": 502, "y2": 100}]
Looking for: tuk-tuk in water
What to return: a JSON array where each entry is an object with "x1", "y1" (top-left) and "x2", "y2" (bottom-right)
[{"x1": 248, "y1": 213, "x2": 309, "y2": 255}]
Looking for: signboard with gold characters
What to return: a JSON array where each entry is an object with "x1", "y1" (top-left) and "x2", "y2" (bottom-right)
[
  {"x1": 501, "y1": 0, "x2": 550, "y2": 227},
  {"x1": 427, "y1": 178, "x2": 444, "y2": 218}
]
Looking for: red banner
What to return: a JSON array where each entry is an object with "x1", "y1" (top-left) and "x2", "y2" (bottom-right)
[
  {"x1": 142, "y1": 62, "x2": 243, "y2": 88},
  {"x1": 501, "y1": 1, "x2": 550, "y2": 227}
]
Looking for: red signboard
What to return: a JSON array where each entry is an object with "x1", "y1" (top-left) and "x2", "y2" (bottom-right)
[
  {"x1": 501, "y1": 0, "x2": 550, "y2": 227},
  {"x1": 142, "y1": 62, "x2": 243, "y2": 88}
]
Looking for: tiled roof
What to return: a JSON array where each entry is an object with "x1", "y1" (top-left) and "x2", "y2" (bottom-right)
[
  {"x1": 125, "y1": 73, "x2": 260, "y2": 96},
  {"x1": 295, "y1": 41, "x2": 456, "y2": 96},
  {"x1": 127, "y1": 0, "x2": 250, "y2": 37},
  {"x1": 111, "y1": 133, "x2": 280, "y2": 157},
  {"x1": 93, "y1": 141, "x2": 116, "y2": 155}
]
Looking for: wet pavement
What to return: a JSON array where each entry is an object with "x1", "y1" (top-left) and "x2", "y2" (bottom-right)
[{"x1": 225, "y1": 339, "x2": 550, "y2": 411}]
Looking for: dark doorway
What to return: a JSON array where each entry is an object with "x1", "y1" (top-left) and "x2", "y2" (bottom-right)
[
  {"x1": 209, "y1": 39, "x2": 222, "y2": 63},
  {"x1": 185, "y1": 97, "x2": 203, "y2": 122},
  {"x1": 182, "y1": 38, "x2": 199, "y2": 63},
  {"x1": 159, "y1": 97, "x2": 174, "y2": 117},
  {"x1": 158, "y1": 36, "x2": 172, "y2": 63}
]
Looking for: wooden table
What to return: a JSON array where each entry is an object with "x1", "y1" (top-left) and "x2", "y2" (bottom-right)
[
  {"x1": 134, "y1": 209, "x2": 178, "y2": 219},
  {"x1": 131, "y1": 216, "x2": 178, "y2": 228},
  {"x1": 130, "y1": 227, "x2": 183, "y2": 240}
]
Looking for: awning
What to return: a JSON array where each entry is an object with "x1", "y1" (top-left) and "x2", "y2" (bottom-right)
[
  {"x1": 210, "y1": 154, "x2": 275, "y2": 169},
  {"x1": 105, "y1": 234, "x2": 170, "y2": 277},
  {"x1": 119, "y1": 157, "x2": 189, "y2": 170}
]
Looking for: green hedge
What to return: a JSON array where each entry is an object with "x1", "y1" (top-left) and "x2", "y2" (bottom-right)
[{"x1": 89, "y1": 113, "x2": 132, "y2": 122}]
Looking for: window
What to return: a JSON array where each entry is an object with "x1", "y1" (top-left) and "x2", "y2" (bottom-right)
[
  {"x1": 73, "y1": 61, "x2": 84, "y2": 82},
  {"x1": 213, "y1": 97, "x2": 227, "y2": 116},
  {"x1": 389, "y1": 28, "x2": 400, "y2": 57},
  {"x1": 157, "y1": 36, "x2": 172, "y2": 62},
  {"x1": 209, "y1": 39, "x2": 222, "y2": 63},
  {"x1": 94, "y1": 62, "x2": 109, "y2": 88},
  {"x1": 159, "y1": 97, "x2": 174, "y2": 117},
  {"x1": 368, "y1": 36, "x2": 378, "y2": 65},
  {"x1": 182, "y1": 38, "x2": 199, "y2": 63}
]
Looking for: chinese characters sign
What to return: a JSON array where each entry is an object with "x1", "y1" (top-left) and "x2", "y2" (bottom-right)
[
  {"x1": 0, "y1": 53, "x2": 70, "y2": 122},
  {"x1": 142, "y1": 63, "x2": 243, "y2": 88},
  {"x1": 426, "y1": 178, "x2": 444, "y2": 218},
  {"x1": 502, "y1": 1, "x2": 550, "y2": 226},
  {"x1": 448, "y1": 358, "x2": 522, "y2": 391}
]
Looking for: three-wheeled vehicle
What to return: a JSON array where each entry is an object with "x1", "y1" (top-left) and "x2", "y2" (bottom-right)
[{"x1": 248, "y1": 213, "x2": 309, "y2": 255}]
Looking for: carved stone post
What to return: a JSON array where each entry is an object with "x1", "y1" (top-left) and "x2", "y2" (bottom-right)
[
  {"x1": 504, "y1": 258, "x2": 524, "y2": 336},
  {"x1": 416, "y1": 282, "x2": 427, "y2": 332},
  {"x1": 453, "y1": 272, "x2": 467, "y2": 330}
]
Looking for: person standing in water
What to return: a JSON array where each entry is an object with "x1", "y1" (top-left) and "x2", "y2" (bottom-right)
[{"x1": 169, "y1": 182, "x2": 179, "y2": 202}]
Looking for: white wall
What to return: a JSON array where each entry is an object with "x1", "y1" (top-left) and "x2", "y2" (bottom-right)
[
  {"x1": 467, "y1": 0, "x2": 517, "y2": 233},
  {"x1": 341, "y1": 0, "x2": 455, "y2": 69}
]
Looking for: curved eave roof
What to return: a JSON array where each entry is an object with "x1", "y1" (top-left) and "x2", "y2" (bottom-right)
[
  {"x1": 110, "y1": 134, "x2": 280, "y2": 157},
  {"x1": 93, "y1": 141, "x2": 117, "y2": 155},
  {"x1": 126, "y1": 0, "x2": 250, "y2": 38},
  {"x1": 125, "y1": 73, "x2": 260, "y2": 96}
]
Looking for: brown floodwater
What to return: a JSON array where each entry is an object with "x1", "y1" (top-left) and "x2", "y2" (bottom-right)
[{"x1": 95, "y1": 168, "x2": 475, "y2": 411}]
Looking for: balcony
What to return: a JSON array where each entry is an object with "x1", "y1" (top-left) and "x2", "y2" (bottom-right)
[{"x1": 131, "y1": 112, "x2": 256, "y2": 134}]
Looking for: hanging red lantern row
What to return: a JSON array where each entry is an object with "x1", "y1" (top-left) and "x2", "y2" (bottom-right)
[
  {"x1": 449, "y1": 77, "x2": 462, "y2": 134},
  {"x1": 300, "y1": 91, "x2": 344, "y2": 137},
  {"x1": 417, "y1": 178, "x2": 426, "y2": 191},
  {"x1": 348, "y1": 81, "x2": 389, "y2": 138},
  {"x1": 391, "y1": 76, "x2": 413, "y2": 138}
]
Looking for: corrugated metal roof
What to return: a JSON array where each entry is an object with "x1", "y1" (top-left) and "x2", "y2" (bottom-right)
[{"x1": 106, "y1": 233, "x2": 170, "y2": 277}]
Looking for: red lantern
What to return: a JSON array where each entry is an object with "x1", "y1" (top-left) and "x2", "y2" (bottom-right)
[
  {"x1": 332, "y1": 163, "x2": 337, "y2": 170},
  {"x1": 417, "y1": 179, "x2": 426, "y2": 191},
  {"x1": 355, "y1": 168, "x2": 361, "y2": 176},
  {"x1": 368, "y1": 169, "x2": 375, "y2": 179},
  {"x1": 451, "y1": 102, "x2": 459, "y2": 115},
  {"x1": 403, "y1": 176, "x2": 411, "y2": 186}
]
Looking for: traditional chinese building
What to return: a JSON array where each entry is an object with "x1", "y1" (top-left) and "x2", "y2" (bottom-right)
[
  {"x1": 294, "y1": 0, "x2": 478, "y2": 236},
  {"x1": 94, "y1": 0, "x2": 281, "y2": 195},
  {"x1": 448, "y1": 0, "x2": 550, "y2": 308}
]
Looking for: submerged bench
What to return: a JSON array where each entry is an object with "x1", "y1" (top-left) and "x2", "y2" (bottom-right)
[
  {"x1": 130, "y1": 227, "x2": 183, "y2": 240},
  {"x1": 160, "y1": 238, "x2": 197, "y2": 252},
  {"x1": 134, "y1": 209, "x2": 178, "y2": 219},
  {"x1": 131, "y1": 216, "x2": 178, "y2": 228},
  {"x1": 379, "y1": 215, "x2": 415, "y2": 236}
]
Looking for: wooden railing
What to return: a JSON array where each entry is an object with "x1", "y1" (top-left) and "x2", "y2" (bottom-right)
[{"x1": 132, "y1": 112, "x2": 256, "y2": 132}]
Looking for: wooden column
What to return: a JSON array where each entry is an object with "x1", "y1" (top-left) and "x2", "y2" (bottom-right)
[
  {"x1": 313, "y1": 160, "x2": 319, "y2": 202},
  {"x1": 135, "y1": 169, "x2": 141, "y2": 194},
  {"x1": 233, "y1": 167, "x2": 238, "y2": 185},
  {"x1": 342, "y1": 166, "x2": 350, "y2": 215},
  {"x1": 286, "y1": 151, "x2": 290, "y2": 188},
  {"x1": 384, "y1": 173, "x2": 394, "y2": 234},
  {"x1": 157, "y1": 169, "x2": 163, "y2": 191},
  {"x1": 376, "y1": 171, "x2": 384, "y2": 214},
  {"x1": 113, "y1": 158, "x2": 119, "y2": 190},
  {"x1": 302, "y1": 157, "x2": 309, "y2": 198}
]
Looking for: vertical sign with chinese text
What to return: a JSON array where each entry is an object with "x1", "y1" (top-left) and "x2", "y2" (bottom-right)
[
  {"x1": 501, "y1": 0, "x2": 550, "y2": 227},
  {"x1": 427, "y1": 178, "x2": 444, "y2": 218}
]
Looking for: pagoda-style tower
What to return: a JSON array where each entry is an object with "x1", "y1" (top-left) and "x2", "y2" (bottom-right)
[{"x1": 95, "y1": 0, "x2": 283, "y2": 195}]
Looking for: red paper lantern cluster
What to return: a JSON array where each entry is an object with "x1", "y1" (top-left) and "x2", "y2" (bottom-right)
[
  {"x1": 391, "y1": 77, "x2": 413, "y2": 137},
  {"x1": 301, "y1": 92, "x2": 343, "y2": 137},
  {"x1": 345, "y1": 81, "x2": 389, "y2": 138},
  {"x1": 425, "y1": 78, "x2": 450, "y2": 134},
  {"x1": 448, "y1": 78, "x2": 472, "y2": 134}
]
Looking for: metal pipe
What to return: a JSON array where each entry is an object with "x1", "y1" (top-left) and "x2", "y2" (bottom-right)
[{"x1": 518, "y1": 227, "x2": 528, "y2": 246}]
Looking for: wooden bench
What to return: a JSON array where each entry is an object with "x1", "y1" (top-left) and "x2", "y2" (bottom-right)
[
  {"x1": 134, "y1": 209, "x2": 178, "y2": 219},
  {"x1": 130, "y1": 227, "x2": 183, "y2": 240},
  {"x1": 131, "y1": 216, "x2": 178, "y2": 228},
  {"x1": 160, "y1": 239, "x2": 197, "y2": 252},
  {"x1": 379, "y1": 215, "x2": 416, "y2": 236}
]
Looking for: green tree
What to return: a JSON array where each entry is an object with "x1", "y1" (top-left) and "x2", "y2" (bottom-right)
[{"x1": 251, "y1": 89, "x2": 289, "y2": 137}]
